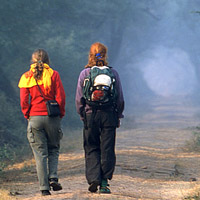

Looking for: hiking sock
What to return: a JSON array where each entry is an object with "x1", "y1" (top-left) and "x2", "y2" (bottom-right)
[{"x1": 101, "y1": 179, "x2": 108, "y2": 187}]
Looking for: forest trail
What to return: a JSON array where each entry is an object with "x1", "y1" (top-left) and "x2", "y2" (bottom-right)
[{"x1": 1, "y1": 96, "x2": 200, "y2": 200}]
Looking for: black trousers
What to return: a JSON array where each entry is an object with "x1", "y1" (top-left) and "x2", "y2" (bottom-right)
[{"x1": 83, "y1": 110, "x2": 118, "y2": 185}]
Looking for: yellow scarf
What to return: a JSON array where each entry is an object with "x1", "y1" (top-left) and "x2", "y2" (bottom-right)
[{"x1": 18, "y1": 63, "x2": 54, "y2": 94}]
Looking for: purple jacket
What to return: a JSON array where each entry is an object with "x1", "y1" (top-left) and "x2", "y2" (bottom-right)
[{"x1": 75, "y1": 67, "x2": 124, "y2": 120}]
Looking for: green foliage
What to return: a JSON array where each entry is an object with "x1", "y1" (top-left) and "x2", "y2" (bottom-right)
[
  {"x1": 193, "y1": 129, "x2": 200, "y2": 147},
  {"x1": 0, "y1": 142, "x2": 31, "y2": 171},
  {"x1": 0, "y1": 144, "x2": 15, "y2": 171},
  {"x1": 185, "y1": 127, "x2": 200, "y2": 152}
]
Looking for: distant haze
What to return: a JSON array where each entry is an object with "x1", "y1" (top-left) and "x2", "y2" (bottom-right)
[
  {"x1": 142, "y1": 46, "x2": 197, "y2": 97},
  {"x1": 115, "y1": 0, "x2": 200, "y2": 107}
]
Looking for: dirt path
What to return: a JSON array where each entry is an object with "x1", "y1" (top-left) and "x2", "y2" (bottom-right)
[{"x1": 1, "y1": 97, "x2": 200, "y2": 200}]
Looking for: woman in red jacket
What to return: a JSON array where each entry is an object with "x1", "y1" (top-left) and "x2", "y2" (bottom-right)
[{"x1": 18, "y1": 49, "x2": 65, "y2": 196}]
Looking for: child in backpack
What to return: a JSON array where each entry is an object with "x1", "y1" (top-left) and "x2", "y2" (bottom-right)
[{"x1": 75, "y1": 42, "x2": 124, "y2": 193}]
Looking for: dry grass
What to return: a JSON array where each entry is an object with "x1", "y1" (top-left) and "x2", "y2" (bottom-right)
[{"x1": 0, "y1": 189, "x2": 18, "y2": 200}]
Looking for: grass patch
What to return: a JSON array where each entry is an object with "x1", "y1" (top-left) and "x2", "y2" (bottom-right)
[
  {"x1": 0, "y1": 144, "x2": 14, "y2": 171},
  {"x1": 184, "y1": 193, "x2": 200, "y2": 200},
  {"x1": 184, "y1": 127, "x2": 200, "y2": 152},
  {"x1": 0, "y1": 144, "x2": 32, "y2": 172},
  {"x1": 0, "y1": 189, "x2": 18, "y2": 200}
]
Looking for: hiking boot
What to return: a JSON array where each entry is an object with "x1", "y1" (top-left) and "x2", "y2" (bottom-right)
[
  {"x1": 49, "y1": 178, "x2": 62, "y2": 191},
  {"x1": 88, "y1": 182, "x2": 99, "y2": 193},
  {"x1": 99, "y1": 186, "x2": 111, "y2": 193},
  {"x1": 41, "y1": 190, "x2": 51, "y2": 196},
  {"x1": 99, "y1": 179, "x2": 111, "y2": 194}
]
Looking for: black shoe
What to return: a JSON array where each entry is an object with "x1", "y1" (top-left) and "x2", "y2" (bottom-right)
[
  {"x1": 41, "y1": 190, "x2": 51, "y2": 196},
  {"x1": 49, "y1": 178, "x2": 62, "y2": 191},
  {"x1": 88, "y1": 182, "x2": 99, "y2": 193}
]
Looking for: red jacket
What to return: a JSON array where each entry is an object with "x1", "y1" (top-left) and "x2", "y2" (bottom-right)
[{"x1": 20, "y1": 71, "x2": 65, "y2": 119}]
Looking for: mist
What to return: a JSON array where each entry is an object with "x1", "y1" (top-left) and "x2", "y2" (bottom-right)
[
  {"x1": 142, "y1": 46, "x2": 197, "y2": 97},
  {"x1": 110, "y1": 0, "x2": 200, "y2": 124}
]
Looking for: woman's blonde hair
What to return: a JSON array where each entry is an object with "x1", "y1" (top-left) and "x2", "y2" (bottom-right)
[
  {"x1": 31, "y1": 49, "x2": 50, "y2": 80},
  {"x1": 85, "y1": 42, "x2": 108, "y2": 68}
]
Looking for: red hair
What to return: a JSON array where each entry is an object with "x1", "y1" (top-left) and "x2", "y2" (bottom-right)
[{"x1": 85, "y1": 42, "x2": 108, "y2": 68}]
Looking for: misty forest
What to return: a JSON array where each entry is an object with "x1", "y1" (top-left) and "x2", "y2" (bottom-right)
[{"x1": 1, "y1": 0, "x2": 200, "y2": 199}]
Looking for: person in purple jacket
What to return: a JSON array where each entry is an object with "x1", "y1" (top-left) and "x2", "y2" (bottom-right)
[{"x1": 75, "y1": 42, "x2": 124, "y2": 194}]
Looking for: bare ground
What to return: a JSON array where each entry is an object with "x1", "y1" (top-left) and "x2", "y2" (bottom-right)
[{"x1": 1, "y1": 96, "x2": 200, "y2": 200}]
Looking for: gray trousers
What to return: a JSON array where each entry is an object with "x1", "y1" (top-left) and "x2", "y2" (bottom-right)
[{"x1": 27, "y1": 116, "x2": 63, "y2": 191}]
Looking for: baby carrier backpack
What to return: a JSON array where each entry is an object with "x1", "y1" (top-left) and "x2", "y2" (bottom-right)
[{"x1": 83, "y1": 66, "x2": 117, "y2": 109}]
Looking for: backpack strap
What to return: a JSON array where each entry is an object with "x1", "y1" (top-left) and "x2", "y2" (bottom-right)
[{"x1": 80, "y1": 97, "x2": 88, "y2": 129}]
